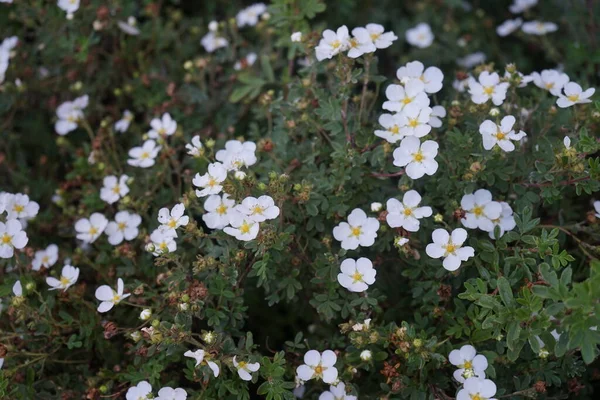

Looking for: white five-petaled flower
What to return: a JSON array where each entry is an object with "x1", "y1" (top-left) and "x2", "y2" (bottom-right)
[
  {"x1": 203, "y1": 194, "x2": 236, "y2": 230},
  {"x1": 6, "y1": 193, "x2": 39, "y2": 221},
  {"x1": 396, "y1": 61, "x2": 443, "y2": 93},
  {"x1": 337, "y1": 257, "x2": 376, "y2": 293},
  {"x1": 531, "y1": 69, "x2": 569, "y2": 96},
  {"x1": 155, "y1": 386, "x2": 187, "y2": 400},
  {"x1": 12, "y1": 280, "x2": 22, "y2": 296},
  {"x1": 291, "y1": 32, "x2": 302, "y2": 42},
  {"x1": 57, "y1": 0, "x2": 80, "y2": 16},
  {"x1": 158, "y1": 203, "x2": 189, "y2": 236},
  {"x1": 186, "y1": 135, "x2": 203, "y2": 157},
  {"x1": 127, "y1": 140, "x2": 162, "y2": 168},
  {"x1": 460, "y1": 189, "x2": 503, "y2": 232},
  {"x1": 32, "y1": 244, "x2": 59, "y2": 271},
  {"x1": 224, "y1": 211, "x2": 260, "y2": 241},
  {"x1": 126, "y1": 381, "x2": 152, "y2": 400},
  {"x1": 594, "y1": 201, "x2": 600, "y2": 218},
  {"x1": 233, "y1": 356, "x2": 260, "y2": 381},
  {"x1": 489, "y1": 202, "x2": 517, "y2": 239},
  {"x1": 115, "y1": 110, "x2": 133, "y2": 133},
  {"x1": 385, "y1": 190, "x2": 432, "y2": 232},
  {"x1": 397, "y1": 104, "x2": 432, "y2": 138},
  {"x1": 201, "y1": 32, "x2": 228, "y2": 53},
  {"x1": 405, "y1": 23, "x2": 434, "y2": 48},
  {"x1": 374, "y1": 113, "x2": 404, "y2": 143},
  {"x1": 215, "y1": 140, "x2": 257, "y2": 171},
  {"x1": 332, "y1": 208, "x2": 380, "y2": 250},
  {"x1": 296, "y1": 350, "x2": 338, "y2": 384},
  {"x1": 479, "y1": 115, "x2": 526, "y2": 152},
  {"x1": 457, "y1": 52, "x2": 486, "y2": 69},
  {"x1": 556, "y1": 82, "x2": 595, "y2": 108},
  {"x1": 346, "y1": 27, "x2": 377, "y2": 59},
  {"x1": 392, "y1": 137, "x2": 439, "y2": 180},
  {"x1": 100, "y1": 174, "x2": 129, "y2": 204},
  {"x1": 46, "y1": 264, "x2": 79, "y2": 292},
  {"x1": 426, "y1": 228, "x2": 475, "y2": 271},
  {"x1": 428, "y1": 105, "x2": 446, "y2": 128},
  {"x1": 496, "y1": 18, "x2": 522, "y2": 37},
  {"x1": 236, "y1": 3, "x2": 267, "y2": 27},
  {"x1": 235, "y1": 195, "x2": 280, "y2": 223},
  {"x1": 105, "y1": 211, "x2": 141, "y2": 245},
  {"x1": 383, "y1": 80, "x2": 429, "y2": 113},
  {"x1": 95, "y1": 278, "x2": 130, "y2": 313},
  {"x1": 0, "y1": 219, "x2": 28, "y2": 258},
  {"x1": 149, "y1": 228, "x2": 177, "y2": 256},
  {"x1": 148, "y1": 113, "x2": 177, "y2": 139},
  {"x1": 456, "y1": 377, "x2": 497, "y2": 400},
  {"x1": 55, "y1": 95, "x2": 88, "y2": 135},
  {"x1": 193, "y1": 162, "x2": 228, "y2": 197},
  {"x1": 449, "y1": 345, "x2": 488, "y2": 383},
  {"x1": 522, "y1": 21, "x2": 557, "y2": 36},
  {"x1": 319, "y1": 382, "x2": 357, "y2": 400},
  {"x1": 509, "y1": 0, "x2": 537, "y2": 13},
  {"x1": 364, "y1": 23, "x2": 397, "y2": 49},
  {"x1": 468, "y1": 71, "x2": 509, "y2": 106},
  {"x1": 184, "y1": 349, "x2": 220, "y2": 377},
  {"x1": 315, "y1": 26, "x2": 350, "y2": 61},
  {"x1": 75, "y1": 213, "x2": 108, "y2": 244}
]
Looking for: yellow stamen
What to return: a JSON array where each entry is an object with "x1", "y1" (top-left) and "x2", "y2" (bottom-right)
[
  {"x1": 495, "y1": 131, "x2": 506, "y2": 140},
  {"x1": 352, "y1": 271, "x2": 363, "y2": 283},
  {"x1": 1, "y1": 234, "x2": 11, "y2": 244},
  {"x1": 463, "y1": 360, "x2": 473, "y2": 369},
  {"x1": 140, "y1": 152, "x2": 149, "y2": 159},
  {"x1": 331, "y1": 40, "x2": 341, "y2": 49},
  {"x1": 13, "y1": 204, "x2": 24, "y2": 213},
  {"x1": 408, "y1": 118, "x2": 419, "y2": 128},
  {"x1": 471, "y1": 395, "x2": 482, "y2": 400},
  {"x1": 168, "y1": 219, "x2": 177, "y2": 228},
  {"x1": 444, "y1": 243, "x2": 457, "y2": 254},
  {"x1": 402, "y1": 97, "x2": 412, "y2": 105},
  {"x1": 240, "y1": 221, "x2": 251, "y2": 234},
  {"x1": 483, "y1": 86, "x2": 494, "y2": 95},
  {"x1": 350, "y1": 226, "x2": 362, "y2": 237},
  {"x1": 252, "y1": 205, "x2": 264, "y2": 215},
  {"x1": 545, "y1": 82, "x2": 554, "y2": 89},
  {"x1": 412, "y1": 151, "x2": 424, "y2": 162},
  {"x1": 567, "y1": 94, "x2": 579, "y2": 102},
  {"x1": 370, "y1": 33, "x2": 381, "y2": 41},
  {"x1": 112, "y1": 186, "x2": 121, "y2": 194},
  {"x1": 390, "y1": 125, "x2": 399, "y2": 135},
  {"x1": 208, "y1": 178, "x2": 217, "y2": 187},
  {"x1": 238, "y1": 361, "x2": 247, "y2": 369},
  {"x1": 216, "y1": 204, "x2": 228, "y2": 215},
  {"x1": 472, "y1": 206, "x2": 484, "y2": 216},
  {"x1": 89, "y1": 227, "x2": 98, "y2": 236},
  {"x1": 118, "y1": 222, "x2": 127, "y2": 231},
  {"x1": 60, "y1": 276, "x2": 71, "y2": 286},
  {"x1": 403, "y1": 208, "x2": 413, "y2": 216},
  {"x1": 314, "y1": 365, "x2": 324, "y2": 375}
]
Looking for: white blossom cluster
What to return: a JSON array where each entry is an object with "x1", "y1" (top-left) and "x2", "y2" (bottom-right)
[
  {"x1": 0, "y1": 36, "x2": 17, "y2": 84},
  {"x1": 497, "y1": 0, "x2": 557, "y2": 37},
  {"x1": 0, "y1": 192, "x2": 37, "y2": 259},
  {"x1": 460, "y1": 189, "x2": 516, "y2": 239},
  {"x1": 315, "y1": 24, "x2": 397, "y2": 61},
  {"x1": 449, "y1": 345, "x2": 498, "y2": 400}
]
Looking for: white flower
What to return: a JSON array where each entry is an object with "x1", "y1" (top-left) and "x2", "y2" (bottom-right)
[
  {"x1": 296, "y1": 350, "x2": 338, "y2": 384},
  {"x1": 208, "y1": 21, "x2": 218, "y2": 32},
  {"x1": 223, "y1": 211, "x2": 260, "y2": 241},
  {"x1": 397, "y1": 104, "x2": 432, "y2": 138},
  {"x1": 392, "y1": 137, "x2": 439, "y2": 180},
  {"x1": 460, "y1": 189, "x2": 503, "y2": 232},
  {"x1": 127, "y1": 140, "x2": 162, "y2": 168},
  {"x1": 489, "y1": 202, "x2": 516, "y2": 239},
  {"x1": 117, "y1": 19, "x2": 140, "y2": 36},
  {"x1": 201, "y1": 32, "x2": 228, "y2": 53},
  {"x1": 291, "y1": 32, "x2": 302, "y2": 42},
  {"x1": 236, "y1": 3, "x2": 267, "y2": 27},
  {"x1": 32, "y1": 244, "x2": 59, "y2": 271},
  {"x1": 352, "y1": 318, "x2": 371, "y2": 331},
  {"x1": 126, "y1": 381, "x2": 152, "y2": 400},
  {"x1": 504, "y1": 70, "x2": 533, "y2": 88},
  {"x1": 364, "y1": 23, "x2": 397, "y2": 49},
  {"x1": 428, "y1": 105, "x2": 446, "y2": 128},
  {"x1": 46, "y1": 264, "x2": 79, "y2": 292},
  {"x1": 468, "y1": 71, "x2": 509, "y2": 105},
  {"x1": 522, "y1": 21, "x2": 557, "y2": 35},
  {"x1": 457, "y1": 52, "x2": 486, "y2": 69},
  {"x1": 58, "y1": 0, "x2": 79, "y2": 15},
  {"x1": 95, "y1": 278, "x2": 130, "y2": 313},
  {"x1": 456, "y1": 378, "x2": 497, "y2": 400},
  {"x1": 396, "y1": 61, "x2": 444, "y2": 93},
  {"x1": 234, "y1": 53, "x2": 258, "y2": 70},
  {"x1": 556, "y1": 82, "x2": 595, "y2": 108},
  {"x1": 594, "y1": 201, "x2": 600, "y2": 218},
  {"x1": 496, "y1": 18, "x2": 522, "y2": 36},
  {"x1": 235, "y1": 195, "x2": 280, "y2": 223},
  {"x1": 374, "y1": 113, "x2": 404, "y2": 143},
  {"x1": 215, "y1": 140, "x2": 257, "y2": 171},
  {"x1": 105, "y1": 211, "x2": 142, "y2": 245},
  {"x1": 55, "y1": 96, "x2": 88, "y2": 135},
  {"x1": 233, "y1": 356, "x2": 260, "y2": 381},
  {"x1": 337, "y1": 257, "x2": 376, "y2": 293},
  {"x1": 6, "y1": 193, "x2": 39, "y2": 221},
  {"x1": 203, "y1": 194, "x2": 236, "y2": 229},
  {"x1": 315, "y1": 26, "x2": 350, "y2": 61},
  {"x1": 149, "y1": 228, "x2": 177, "y2": 256},
  {"x1": 405, "y1": 23, "x2": 434, "y2": 48},
  {"x1": 0, "y1": 192, "x2": 11, "y2": 214},
  {"x1": 370, "y1": 202, "x2": 382, "y2": 212},
  {"x1": 332, "y1": 208, "x2": 380, "y2": 250},
  {"x1": 563, "y1": 136, "x2": 571, "y2": 149},
  {"x1": 148, "y1": 113, "x2": 177, "y2": 139},
  {"x1": 156, "y1": 387, "x2": 187, "y2": 400},
  {"x1": 158, "y1": 203, "x2": 189, "y2": 236},
  {"x1": 234, "y1": 171, "x2": 247, "y2": 180},
  {"x1": 426, "y1": 228, "x2": 475, "y2": 271},
  {"x1": 509, "y1": 0, "x2": 537, "y2": 13},
  {"x1": 140, "y1": 309, "x2": 152, "y2": 320},
  {"x1": 479, "y1": 115, "x2": 527, "y2": 152},
  {"x1": 12, "y1": 280, "x2": 22, "y2": 296},
  {"x1": 346, "y1": 27, "x2": 377, "y2": 59},
  {"x1": 319, "y1": 382, "x2": 356, "y2": 400},
  {"x1": 359, "y1": 350, "x2": 372, "y2": 361},
  {"x1": 383, "y1": 80, "x2": 429, "y2": 113},
  {"x1": 193, "y1": 162, "x2": 228, "y2": 197},
  {"x1": 385, "y1": 190, "x2": 432, "y2": 232},
  {"x1": 100, "y1": 174, "x2": 129, "y2": 204},
  {"x1": 184, "y1": 349, "x2": 220, "y2": 377},
  {"x1": 75, "y1": 213, "x2": 108, "y2": 244},
  {"x1": 453, "y1": 78, "x2": 470, "y2": 92},
  {"x1": 531, "y1": 69, "x2": 569, "y2": 96},
  {"x1": 449, "y1": 345, "x2": 488, "y2": 383},
  {"x1": 186, "y1": 135, "x2": 203, "y2": 157},
  {"x1": 115, "y1": 110, "x2": 133, "y2": 133}
]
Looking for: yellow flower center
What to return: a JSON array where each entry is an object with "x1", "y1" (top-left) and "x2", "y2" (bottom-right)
[
  {"x1": 567, "y1": 94, "x2": 579, "y2": 102},
  {"x1": 118, "y1": 222, "x2": 127, "y2": 231},
  {"x1": 483, "y1": 86, "x2": 494, "y2": 95},
  {"x1": 252, "y1": 205, "x2": 264, "y2": 215},
  {"x1": 159, "y1": 242, "x2": 168, "y2": 250},
  {"x1": 349, "y1": 38, "x2": 358, "y2": 48},
  {"x1": 216, "y1": 204, "x2": 228, "y2": 215},
  {"x1": 463, "y1": 360, "x2": 473, "y2": 369},
  {"x1": 158, "y1": 128, "x2": 166, "y2": 135},
  {"x1": 473, "y1": 206, "x2": 484, "y2": 216},
  {"x1": 112, "y1": 294, "x2": 121, "y2": 303},
  {"x1": 350, "y1": 226, "x2": 362, "y2": 237},
  {"x1": 408, "y1": 118, "x2": 419, "y2": 128},
  {"x1": 42, "y1": 256, "x2": 49, "y2": 264},
  {"x1": 545, "y1": 82, "x2": 554, "y2": 89},
  {"x1": 168, "y1": 219, "x2": 177, "y2": 228},
  {"x1": 402, "y1": 97, "x2": 412, "y2": 105},
  {"x1": 60, "y1": 276, "x2": 71, "y2": 286},
  {"x1": 208, "y1": 178, "x2": 217, "y2": 187},
  {"x1": 238, "y1": 361, "x2": 247, "y2": 369},
  {"x1": 314, "y1": 365, "x2": 325, "y2": 375},
  {"x1": 444, "y1": 243, "x2": 457, "y2": 254},
  {"x1": 471, "y1": 395, "x2": 482, "y2": 400},
  {"x1": 240, "y1": 221, "x2": 251, "y2": 234},
  {"x1": 89, "y1": 227, "x2": 98, "y2": 236},
  {"x1": 412, "y1": 151, "x2": 424, "y2": 162},
  {"x1": 331, "y1": 40, "x2": 341, "y2": 49},
  {"x1": 112, "y1": 186, "x2": 121, "y2": 194},
  {"x1": 13, "y1": 204, "x2": 24, "y2": 213},
  {"x1": 370, "y1": 33, "x2": 381, "y2": 41},
  {"x1": 352, "y1": 271, "x2": 363, "y2": 283},
  {"x1": 1, "y1": 234, "x2": 11, "y2": 244},
  {"x1": 495, "y1": 131, "x2": 506, "y2": 140},
  {"x1": 140, "y1": 152, "x2": 149, "y2": 159},
  {"x1": 390, "y1": 125, "x2": 399, "y2": 135},
  {"x1": 403, "y1": 208, "x2": 413, "y2": 216}
]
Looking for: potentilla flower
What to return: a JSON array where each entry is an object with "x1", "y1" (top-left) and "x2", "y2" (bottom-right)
[
  {"x1": 115, "y1": 110, "x2": 133, "y2": 133},
  {"x1": 457, "y1": 52, "x2": 486, "y2": 69},
  {"x1": 184, "y1": 349, "x2": 220, "y2": 377},
  {"x1": 405, "y1": 23, "x2": 434, "y2": 48},
  {"x1": 315, "y1": 26, "x2": 350, "y2": 61},
  {"x1": 460, "y1": 189, "x2": 502, "y2": 232},
  {"x1": 75, "y1": 213, "x2": 108, "y2": 244},
  {"x1": 148, "y1": 113, "x2": 177, "y2": 139},
  {"x1": 32, "y1": 244, "x2": 59, "y2": 271},
  {"x1": 6, "y1": 193, "x2": 39, "y2": 221},
  {"x1": 346, "y1": 27, "x2": 377, "y2": 58},
  {"x1": 0, "y1": 192, "x2": 11, "y2": 214},
  {"x1": 456, "y1": 377, "x2": 497, "y2": 400},
  {"x1": 0, "y1": 219, "x2": 28, "y2": 259},
  {"x1": 156, "y1": 387, "x2": 187, "y2": 400},
  {"x1": 428, "y1": 105, "x2": 446, "y2": 128},
  {"x1": 127, "y1": 140, "x2": 162, "y2": 168},
  {"x1": 236, "y1": 3, "x2": 267, "y2": 27},
  {"x1": 449, "y1": 345, "x2": 488, "y2": 383},
  {"x1": 291, "y1": 32, "x2": 302, "y2": 42},
  {"x1": 55, "y1": 95, "x2": 88, "y2": 135},
  {"x1": 12, "y1": 280, "x2": 22, "y2": 296},
  {"x1": 468, "y1": 71, "x2": 509, "y2": 105},
  {"x1": 158, "y1": 203, "x2": 189, "y2": 236},
  {"x1": 296, "y1": 350, "x2": 338, "y2": 384},
  {"x1": 522, "y1": 21, "x2": 557, "y2": 35},
  {"x1": 186, "y1": 135, "x2": 203, "y2": 157},
  {"x1": 139, "y1": 309, "x2": 152, "y2": 320},
  {"x1": 149, "y1": 228, "x2": 177, "y2": 256},
  {"x1": 105, "y1": 211, "x2": 141, "y2": 245},
  {"x1": 223, "y1": 211, "x2": 260, "y2": 241},
  {"x1": 594, "y1": 201, "x2": 600, "y2": 218},
  {"x1": 337, "y1": 257, "x2": 377, "y2": 293},
  {"x1": 504, "y1": 69, "x2": 533, "y2": 88},
  {"x1": 383, "y1": 80, "x2": 429, "y2": 113},
  {"x1": 193, "y1": 162, "x2": 228, "y2": 197},
  {"x1": 319, "y1": 382, "x2": 357, "y2": 400},
  {"x1": 563, "y1": 136, "x2": 571, "y2": 149},
  {"x1": 126, "y1": 381, "x2": 152, "y2": 400},
  {"x1": 46, "y1": 264, "x2": 79, "y2": 292},
  {"x1": 100, "y1": 174, "x2": 129, "y2": 204},
  {"x1": 332, "y1": 208, "x2": 380, "y2": 250},
  {"x1": 496, "y1": 18, "x2": 522, "y2": 36},
  {"x1": 425, "y1": 228, "x2": 475, "y2": 271},
  {"x1": 509, "y1": 0, "x2": 537, "y2": 13},
  {"x1": 57, "y1": 0, "x2": 80, "y2": 16},
  {"x1": 397, "y1": 104, "x2": 432, "y2": 138},
  {"x1": 489, "y1": 202, "x2": 516, "y2": 239},
  {"x1": 385, "y1": 190, "x2": 432, "y2": 232},
  {"x1": 203, "y1": 193, "x2": 236, "y2": 229},
  {"x1": 392, "y1": 137, "x2": 439, "y2": 180},
  {"x1": 374, "y1": 113, "x2": 405, "y2": 143},
  {"x1": 531, "y1": 69, "x2": 569, "y2": 96},
  {"x1": 215, "y1": 140, "x2": 257, "y2": 171},
  {"x1": 201, "y1": 32, "x2": 228, "y2": 53},
  {"x1": 365, "y1": 23, "x2": 397, "y2": 49},
  {"x1": 479, "y1": 115, "x2": 527, "y2": 152},
  {"x1": 370, "y1": 202, "x2": 382, "y2": 212},
  {"x1": 396, "y1": 61, "x2": 444, "y2": 93},
  {"x1": 235, "y1": 195, "x2": 280, "y2": 223},
  {"x1": 233, "y1": 356, "x2": 260, "y2": 381},
  {"x1": 234, "y1": 53, "x2": 257, "y2": 70},
  {"x1": 95, "y1": 278, "x2": 130, "y2": 313},
  {"x1": 556, "y1": 82, "x2": 595, "y2": 108}
]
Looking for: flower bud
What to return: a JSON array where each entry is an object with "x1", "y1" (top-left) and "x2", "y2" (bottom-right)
[
  {"x1": 151, "y1": 319, "x2": 160, "y2": 328},
  {"x1": 139, "y1": 309, "x2": 152, "y2": 321},
  {"x1": 360, "y1": 350, "x2": 372, "y2": 361},
  {"x1": 208, "y1": 20, "x2": 218, "y2": 31},
  {"x1": 130, "y1": 331, "x2": 142, "y2": 342},
  {"x1": 489, "y1": 108, "x2": 500, "y2": 117},
  {"x1": 370, "y1": 202, "x2": 383, "y2": 212},
  {"x1": 434, "y1": 213, "x2": 443, "y2": 223},
  {"x1": 179, "y1": 303, "x2": 189, "y2": 311},
  {"x1": 291, "y1": 32, "x2": 302, "y2": 42}
]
